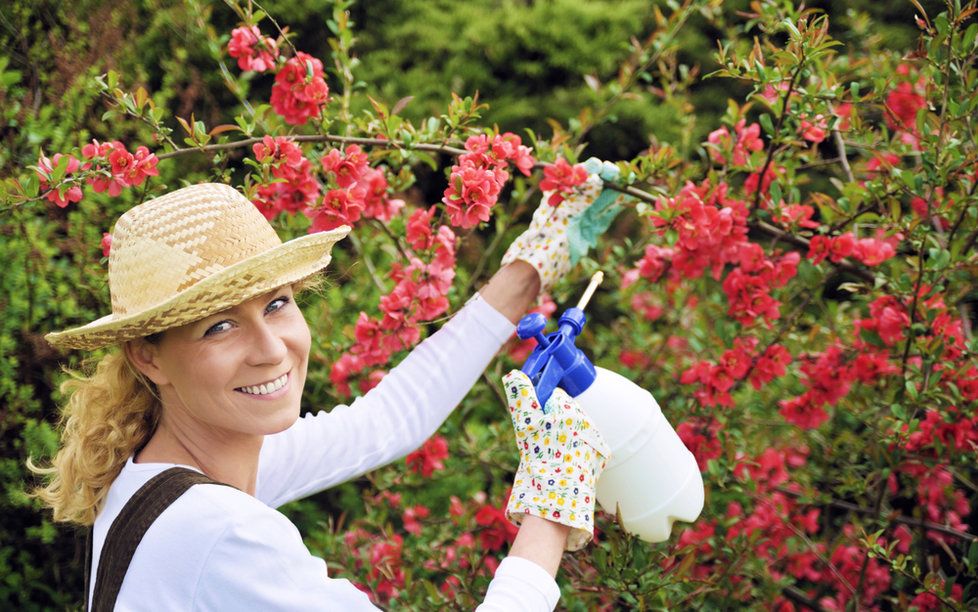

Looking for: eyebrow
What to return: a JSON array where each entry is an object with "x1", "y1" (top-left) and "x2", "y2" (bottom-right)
[{"x1": 198, "y1": 288, "x2": 288, "y2": 324}]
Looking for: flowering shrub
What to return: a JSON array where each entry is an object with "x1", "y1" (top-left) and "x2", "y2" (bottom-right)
[{"x1": 4, "y1": 0, "x2": 978, "y2": 609}]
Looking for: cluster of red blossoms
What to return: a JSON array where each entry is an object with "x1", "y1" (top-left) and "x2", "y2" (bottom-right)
[
  {"x1": 340, "y1": 490, "x2": 518, "y2": 606},
  {"x1": 442, "y1": 133, "x2": 535, "y2": 228},
  {"x1": 667, "y1": 446, "x2": 902, "y2": 610},
  {"x1": 251, "y1": 136, "x2": 319, "y2": 219},
  {"x1": 36, "y1": 140, "x2": 159, "y2": 208},
  {"x1": 227, "y1": 25, "x2": 279, "y2": 72},
  {"x1": 808, "y1": 230, "x2": 900, "y2": 267},
  {"x1": 329, "y1": 207, "x2": 457, "y2": 396},
  {"x1": 312, "y1": 144, "x2": 405, "y2": 231},
  {"x1": 227, "y1": 24, "x2": 329, "y2": 125},
  {"x1": 707, "y1": 119, "x2": 764, "y2": 166}
]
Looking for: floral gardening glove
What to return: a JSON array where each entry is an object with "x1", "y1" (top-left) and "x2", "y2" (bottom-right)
[
  {"x1": 501, "y1": 158, "x2": 627, "y2": 293},
  {"x1": 502, "y1": 369, "x2": 610, "y2": 551}
]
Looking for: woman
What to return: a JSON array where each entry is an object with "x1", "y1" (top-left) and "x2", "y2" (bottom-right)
[{"x1": 34, "y1": 180, "x2": 612, "y2": 610}]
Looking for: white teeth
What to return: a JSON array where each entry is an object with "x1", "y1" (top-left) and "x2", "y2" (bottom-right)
[{"x1": 239, "y1": 373, "x2": 288, "y2": 396}]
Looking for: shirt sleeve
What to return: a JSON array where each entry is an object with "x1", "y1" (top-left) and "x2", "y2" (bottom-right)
[
  {"x1": 256, "y1": 294, "x2": 515, "y2": 507},
  {"x1": 192, "y1": 503, "x2": 379, "y2": 611},
  {"x1": 478, "y1": 556, "x2": 562, "y2": 612}
]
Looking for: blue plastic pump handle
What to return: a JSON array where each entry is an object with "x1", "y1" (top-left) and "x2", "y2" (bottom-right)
[{"x1": 517, "y1": 307, "x2": 598, "y2": 408}]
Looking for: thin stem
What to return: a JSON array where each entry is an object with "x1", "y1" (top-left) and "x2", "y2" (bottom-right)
[
  {"x1": 832, "y1": 127, "x2": 855, "y2": 183},
  {"x1": 752, "y1": 56, "x2": 806, "y2": 211},
  {"x1": 156, "y1": 134, "x2": 467, "y2": 160}
]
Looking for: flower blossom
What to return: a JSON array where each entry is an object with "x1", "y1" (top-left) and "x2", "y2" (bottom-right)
[
  {"x1": 227, "y1": 25, "x2": 279, "y2": 72},
  {"x1": 36, "y1": 153, "x2": 83, "y2": 207},
  {"x1": 405, "y1": 435, "x2": 449, "y2": 478},
  {"x1": 441, "y1": 132, "x2": 535, "y2": 228},
  {"x1": 539, "y1": 157, "x2": 588, "y2": 207},
  {"x1": 270, "y1": 51, "x2": 330, "y2": 125}
]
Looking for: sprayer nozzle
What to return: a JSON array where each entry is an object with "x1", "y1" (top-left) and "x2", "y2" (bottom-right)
[{"x1": 576, "y1": 271, "x2": 605, "y2": 311}]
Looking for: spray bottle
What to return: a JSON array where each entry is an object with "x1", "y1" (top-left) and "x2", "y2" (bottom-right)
[{"x1": 517, "y1": 272, "x2": 704, "y2": 542}]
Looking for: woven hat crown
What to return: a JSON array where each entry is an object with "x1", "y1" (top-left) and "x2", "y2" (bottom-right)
[
  {"x1": 109, "y1": 183, "x2": 280, "y2": 316},
  {"x1": 44, "y1": 182, "x2": 349, "y2": 351}
]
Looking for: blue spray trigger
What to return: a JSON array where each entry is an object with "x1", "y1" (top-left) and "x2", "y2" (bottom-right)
[{"x1": 517, "y1": 306, "x2": 598, "y2": 408}]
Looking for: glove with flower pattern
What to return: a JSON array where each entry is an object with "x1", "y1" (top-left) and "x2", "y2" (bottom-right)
[
  {"x1": 502, "y1": 369, "x2": 610, "y2": 551},
  {"x1": 501, "y1": 158, "x2": 625, "y2": 293}
]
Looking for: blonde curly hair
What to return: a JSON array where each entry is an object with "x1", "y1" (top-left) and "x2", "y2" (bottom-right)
[{"x1": 28, "y1": 348, "x2": 161, "y2": 526}]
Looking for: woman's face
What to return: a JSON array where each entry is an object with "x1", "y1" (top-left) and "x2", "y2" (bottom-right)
[{"x1": 131, "y1": 285, "x2": 311, "y2": 440}]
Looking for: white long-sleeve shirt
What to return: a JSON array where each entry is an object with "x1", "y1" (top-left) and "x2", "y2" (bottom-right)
[{"x1": 89, "y1": 295, "x2": 561, "y2": 610}]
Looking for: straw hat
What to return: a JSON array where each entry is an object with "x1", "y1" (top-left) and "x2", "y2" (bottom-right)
[{"x1": 45, "y1": 183, "x2": 350, "y2": 351}]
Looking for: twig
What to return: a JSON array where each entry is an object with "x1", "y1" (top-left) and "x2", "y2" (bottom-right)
[
  {"x1": 752, "y1": 57, "x2": 806, "y2": 211},
  {"x1": 783, "y1": 585, "x2": 828, "y2": 612},
  {"x1": 482, "y1": 371, "x2": 508, "y2": 409},
  {"x1": 832, "y1": 128, "x2": 855, "y2": 183},
  {"x1": 783, "y1": 520, "x2": 857, "y2": 597},
  {"x1": 156, "y1": 134, "x2": 467, "y2": 160},
  {"x1": 777, "y1": 487, "x2": 978, "y2": 541},
  {"x1": 345, "y1": 232, "x2": 385, "y2": 292}
]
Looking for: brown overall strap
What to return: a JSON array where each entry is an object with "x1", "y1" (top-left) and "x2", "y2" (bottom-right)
[{"x1": 87, "y1": 467, "x2": 231, "y2": 611}]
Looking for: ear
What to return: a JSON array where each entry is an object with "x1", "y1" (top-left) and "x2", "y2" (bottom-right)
[{"x1": 124, "y1": 338, "x2": 170, "y2": 386}]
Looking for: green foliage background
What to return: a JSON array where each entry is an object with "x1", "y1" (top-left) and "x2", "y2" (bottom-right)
[{"x1": 0, "y1": 0, "x2": 953, "y2": 608}]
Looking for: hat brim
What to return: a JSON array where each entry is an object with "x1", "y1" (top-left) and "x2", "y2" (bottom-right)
[{"x1": 44, "y1": 226, "x2": 350, "y2": 351}]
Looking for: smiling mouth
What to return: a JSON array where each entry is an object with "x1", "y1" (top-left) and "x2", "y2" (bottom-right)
[{"x1": 236, "y1": 372, "x2": 289, "y2": 396}]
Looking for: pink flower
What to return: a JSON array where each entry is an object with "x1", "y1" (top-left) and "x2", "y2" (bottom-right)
[
  {"x1": 799, "y1": 114, "x2": 827, "y2": 143},
  {"x1": 270, "y1": 52, "x2": 330, "y2": 125},
  {"x1": 253, "y1": 135, "x2": 304, "y2": 166},
  {"x1": 401, "y1": 504, "x2": 430, "y2": 536},
  {"x1": 884, "y1": 81, "x2": 926, "y2": 132},
  {"x1": 36, "y1": 153, "x2": 83, "y2": 207},
  {"x1": 442, "y1": 162, "x2": 502, "y2": 228},
  {"x1": 852, "y1": 231, "x2": 900, "y2": 266},
  {"x1": 748, "y1": 344, "x2": 792, "y2": 389},
  {"x1": 635, "y1": 244, "x2": 674, "y2": 283},
  {"x1": 100, "y1": 232, "x2": 112, "y2": 258},
  {"x1": 772, "y1": 203, "x2": 819, "y2": 230},
  {"x1": 676, "y1": 418, "x2": 722, "y2": 470},
  {"x1": 227, "y1": 25, "x2": 279, "y2": 72},
  {"x1": 321, "y1": 145, "x2": 369, "y2": 188},
  {"x1": 732, "y1": 120, "x2": 764, "y2": 165},
  {"x1": 309, "y1": 188, "x2": 363, "y2": 232},
  {"x1": 359, "y1": 167, "x2": 404, "y2": 222},
  {"x1": 778, "y1": 394, "x2": 830, "y2": 429},
  {"x1": 252, "y1": 138, "x2": 319, "y2": 220},
  {"x1": 77, "y1": 140, "x2": 159, "y2": 197},
  {"x1": 539, "y1": 158, "x2": 588, "y2": 207},
  {"x1": 405, "y1": 206, "x2": 436, "y2": 250},
  {"x1": 807, "y1": 235, "x2": 832, "y2": 265}
]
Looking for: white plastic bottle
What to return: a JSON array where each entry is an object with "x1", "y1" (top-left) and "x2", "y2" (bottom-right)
[
  {"x1": 574, "y1": 366, "x2": 704, "y2": 542},
  {"x1": 517, "y1": 296, "x2": 704, "y2": 542}
]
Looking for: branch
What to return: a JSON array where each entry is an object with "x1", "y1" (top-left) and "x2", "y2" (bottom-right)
[
  {"x1": 752, "y1": 56, "x2": 806, "y2": 211},
  {"x1": 831, "y1": 127, "x2": 854, "y2": 183},
  {"x1": 777, "y1": 487, "x2": 978, "y2": 542},
  {"x1": 156, "y1": 134, "x2": 467, "y2": 160}
]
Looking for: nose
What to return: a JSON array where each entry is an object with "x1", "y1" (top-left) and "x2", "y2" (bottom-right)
[{"x1": 245, "y1": 318, "x2": 289, "y2": 367}]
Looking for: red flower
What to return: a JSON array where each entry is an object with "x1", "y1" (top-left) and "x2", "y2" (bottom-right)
[
  {"x1": 227, "y1": 25, "x2": 278, "y2": 72},
  {"x1": 270, "y1": 51, "x2": 330, "y2": 125},
  {"x1": 474, "y1": 501, "x2": 518, "y2": 552},
  {"x1": 401, "y1": 504, "x2": 430, "y2": 536},
  {"x1": 539, "y1": 158, "x2": 588, "y2": 206},
  {"x1": 310, "y1": 188, "x2": 363, "y2": 231},
  {"x1": 884, "y1": 81, "x2": 926, "y2": 132},
  {"x1": 100, "y1": 232, "x2": 112, "y2": 258},
  {"x1": 798, "y1": 114, "x2": 827, "y2": 143},
  {"x1": 36, "y1": 153, "x2": 83, "y2": 207},
  {"x1": 405, "y1": 434, "x2": 449, "y2": 478}
]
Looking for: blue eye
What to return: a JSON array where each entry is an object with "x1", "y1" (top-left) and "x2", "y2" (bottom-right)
[
  {"x1": 204, "y1": 320, "x2": 232, "y2": 337},
  {"x1": 267, "y1": 295, "x2": 291, "y2": 313}
]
